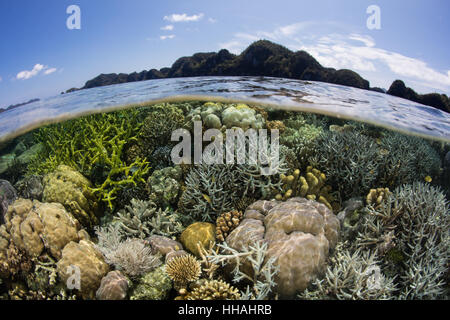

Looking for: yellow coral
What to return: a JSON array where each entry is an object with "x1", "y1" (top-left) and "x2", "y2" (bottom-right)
[
  {"x1": 215, "y1": 210, "x2": 243, "y2": 242},
  {"x1": 366, "y1": 187, "x2": 391, "y2": 208},
  {"x1": 275, "y1": 166, "x2": 337, "y2": 211},
  {"x1": 178, "y1": 279, "x2": 241, "y2": 300}
]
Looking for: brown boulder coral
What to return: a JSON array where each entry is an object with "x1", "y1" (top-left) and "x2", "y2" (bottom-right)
[
  {"x1": 225, "y1": 197, "x2": 340, "y2": 298},
  {"x1": 96, "y1": 270, "x2": 129, "y2": 300},
  {"x1": 1, "y1": 198, "x2": 81, "y2": 260}
]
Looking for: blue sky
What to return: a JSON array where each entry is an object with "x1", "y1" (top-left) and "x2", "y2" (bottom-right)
[{"x1": 0, "y1": 0, "x2": 449, "y2": 107}]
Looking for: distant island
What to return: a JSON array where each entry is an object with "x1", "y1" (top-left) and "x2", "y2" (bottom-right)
[
  {"x1": 0, "y1": 98, "x2": 40, "y2": 114},
  {"x1": 65, "y1": 40, "x2": 449, "y2": 113}
]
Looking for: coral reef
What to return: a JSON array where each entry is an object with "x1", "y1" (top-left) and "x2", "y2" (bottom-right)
[
  {"x1": 114, "y1": 198, "x2": 183, "y2": 239},
  {"x1": 299, "y1": 242, "x2": 397, "y2": 300},
  {"x1": 145, "y1": 235, "x2": 183, "y2": 257},
  {"x1": 42, "y1": 165, "x2": 100, "y2": 229},
  {"x1": 215, "y1": 210, "x2": 243, "y2": 243},
  {"x1": 0, "y1": 179, "x2": 17, "y2": 224},
  {"x1": 178, "y1": 279, "x2": 241, "y2": 300},
  {"x1": 96, "y1": 270, "x2": 130, "y2": 300},
  {"x1": 14, "y1": 175, "x2": 43, "y2": 201},
  {"x1": 130, "y1": 265, "x2": 172, "y2": 300},
  {"x1": 311, "y1": 130, "x2": 381, "y2": 199},
  {"x1": 27, "y1": 110, "x2": 149, "y2": 210},
  {"x1": 2, "y1": 198, "x2": 81, "y2": 260},
  {"x1": 179, "y1": 222, "x2": 216, "y2": 257},
  {"x1": 147, "y1": 166, "x2": 183, "y2": 208},
  {"x1": 219, "y1": 198, "x2": 340, "y2": 298},
  {"x1": 165, "y1": 254, "x2": 202, "y2": 289},
  {"x1": 365, "y1": 187, "x2": 391, "y2": 209},
  {"x1": 354, "y1": 182, "x2": 449, "y2": 299},
  {"x1": 274, "y1": 166, "x2": 338, "y2": 211},
  {"x1": 57, "y1": 239, "x2": 110, "y2": 299}
]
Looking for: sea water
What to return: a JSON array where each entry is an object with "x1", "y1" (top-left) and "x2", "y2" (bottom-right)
[{"x1": 0, "y1": 76, "x2": 448, "y2": 300}]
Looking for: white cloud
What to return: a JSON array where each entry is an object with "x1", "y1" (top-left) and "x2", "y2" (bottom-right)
[
  {"x1": 221, "y1": 22, "x2": 450, "y2": 93},
  {"x1": 44, "y1": 67, "x2": 57, "y2": 75},
  {"x1": 160, "y1": 34, "x2": 175, "y2": 40},
  {"x1": 163, "y1": 13, "x2": 204, "y2": 23},
  {"x1": 161, "y1": 24, "x2": 174, "y2": 31},
  {"x1": 16, "y1": 64, "x2": 45, "y2": 80},
  {"x1": 16, "y1": 64, "x2": 58, "y2": 80}
]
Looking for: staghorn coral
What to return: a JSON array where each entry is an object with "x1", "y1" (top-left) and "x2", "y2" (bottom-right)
[
  {"x1": 354, "y1": 182, "x2": 449, "y2": 299},
  {"x1": 130, "y1": 265, "x2": 172, "y2": 300},
  {"x1": 311, "y1": 129, "x2": 381, "y2": 200},
  {"x1": 215, "y1": 210, "x2": 243, "y2": 243},
  {"x1": 299, "y1": 242, "x2": 397, "y2": 300},
  {"x1": 165, "y1": 254, "x2": 202, "y2": 289},
  {"x1": 179, "y1": 279, "x2": 241, "y2": 300},
  {"x1": 26, "y1": 110, "x2": 149, "y2": 210},
  {"x1": 274, "y1": 166, "x2": 338, "y2": 211},
  {"x1": 96, "y1": 270, "x2": 130, "y2": 300},
  {"x1": 114, "y1": 198, "x2": 184, "y2": 239}
]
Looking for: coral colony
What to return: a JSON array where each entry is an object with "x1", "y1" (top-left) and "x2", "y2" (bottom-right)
[{"x1": 0, "y1": 101, "x2": 448, "y2": 300}]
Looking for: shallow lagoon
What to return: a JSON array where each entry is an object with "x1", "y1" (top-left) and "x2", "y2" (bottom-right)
[{"x1": 0, "y1": 77, "x2": 448, "y2": 300}]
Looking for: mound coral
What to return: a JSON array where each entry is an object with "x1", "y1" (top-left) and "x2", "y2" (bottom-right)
[
  {"x1": 42, "y1": 165, "x2": 100, "y2": 229},
  {"x1": 217, "y1": 197, "x2": 340, "y2": 298},
  {"x1": 179, "y1": 222, "x2": 216, "y2": 257},
  {"x1": 57, "y1": 239, "x2": 110, "y2": 299},
  {"x1": 96, "y1": 270, "x2": 129, "y2": 300},
  {"x1": 1, "y1": 198, "x2": 81, "y2": 260}
]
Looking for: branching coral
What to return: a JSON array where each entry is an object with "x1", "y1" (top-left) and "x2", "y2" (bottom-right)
[
  {"x1": 311, "y1": 130, "x2": 381, "y2": 200},
  {"x1": 299, "y1": 242, "x2": 397, "y2": 300},
  {"x1": 354, "y1": 182, "x2": 449, "y2": 299},
  {"x1": 207, "y1": 241, "x2": 279, "y2": 300},
  {"x1": 114, "y1": 198, "x2": 184, "y2": 239},
  {"x1": 26, "y1": 110, "x2": 149, "y2": 210}
]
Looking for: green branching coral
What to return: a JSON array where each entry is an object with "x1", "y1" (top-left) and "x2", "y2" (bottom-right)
[
  {"x1": 354, "y1": 182, "x2": 449, "y2": 299},
  {"x1": 299, "y1": 242, "x2": 397, "y2": 300},
  {"x1": 114, "y1": 198, "x2": 184, "y2": 239},
  {"x1": 26, "y1": 110, "x2": 150, "y2": 210}
]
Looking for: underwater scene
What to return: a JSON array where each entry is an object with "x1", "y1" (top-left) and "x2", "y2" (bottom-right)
[{"x1": 0, "y1": 84, "x2": 449, "y2": 300}]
